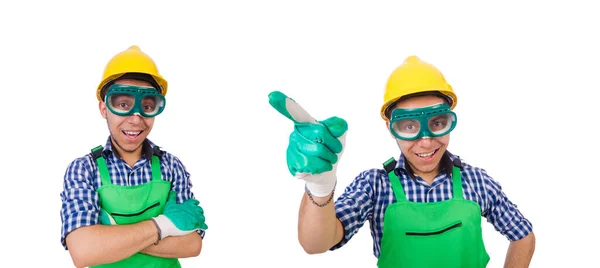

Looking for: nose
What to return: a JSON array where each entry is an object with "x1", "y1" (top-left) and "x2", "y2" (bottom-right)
[
  {"x1": 127, "y1": 113, "x2": 144, "y2": 123},
  {"x1": 417, "y1": 137, "x2": 433, "y2": 147}
]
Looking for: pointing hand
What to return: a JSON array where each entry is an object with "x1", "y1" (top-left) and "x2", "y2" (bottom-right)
[{"x1": 269, "y1": 91, "x2": 348, "y2": 197}]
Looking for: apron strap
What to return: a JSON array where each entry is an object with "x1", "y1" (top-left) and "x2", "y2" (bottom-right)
[
  {"x1": 151, "y1": 146, "x2": 164, "y2": 182},
  {"x1": 91, "y1": 145, "x2": 164, "y2": 185},
  {"x1": 91, "y1": 145, "x2": 112, "y2": 186},
  {"x1": 383, "y1": 157, "x2": 407, "y2": 202},
  {"x1": 451, "y1": 157, "x2": 464, "y2": 200}
]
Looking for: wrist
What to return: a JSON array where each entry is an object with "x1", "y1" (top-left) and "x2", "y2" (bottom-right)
[
  {"x1": 152, "y1": 215, "x2": 171, "y2": 240},
  {"x1": 305, "y1": 183, "x2": 336, "y2": 207},
  {"x1": 149, "y1": 218, "x2": 162, "y2": 244}
]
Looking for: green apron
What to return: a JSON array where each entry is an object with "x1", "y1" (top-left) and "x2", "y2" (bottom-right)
[
  {"x1": 377, "y1": 157, "x2": 490, "y2": 268},
  {"x1": 90, "y1": 145, "x2": 181, "y2": 268}
]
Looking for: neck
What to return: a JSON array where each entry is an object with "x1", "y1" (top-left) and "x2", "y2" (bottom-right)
[
  {"x1": 416, "y1": 171, "x2": 438, "y2": 185},
  {"x1": 407, "y1": 162, "x2": 440, "y2": 185},
  {"x1": 111, "y1": 138, "x2": 144, "y2": 168}
]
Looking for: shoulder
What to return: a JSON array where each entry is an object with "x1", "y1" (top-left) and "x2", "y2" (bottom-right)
[
  {"x1": 347, "y1": 168, "x2": 389, "y2": 193},
  {"x1": 65, "y1": 150, "x2": 96, "y2": 173},
  {"x1": 62, "y1": 150, "x2": 98, "y2": 186},
  {"x1": 147, "y1": 140, "x2": 183, "y2": 164},
  {"x1": 451, "y1": 153, "x2": 502, "y2": 195},
  {"x1": 149, "y1": 143, "x2": 190, "y2": 176},
  {"x1": 458, "y1": 158, "x2": 490, "y2": 181},
  {"x1": 155, "y1": 147, "x2": 185, "y2": 166},
  {"x1": 355, "y1": 168, "x2": 388, "y2": 182}
]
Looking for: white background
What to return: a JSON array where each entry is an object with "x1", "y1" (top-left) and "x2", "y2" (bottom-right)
[{"x1": 1, "y1": 0, "x2": 598, "y2": 267}]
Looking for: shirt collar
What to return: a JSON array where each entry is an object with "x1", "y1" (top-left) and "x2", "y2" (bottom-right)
[
  {"x1": 395, "y1": 150, "x2": 458, "y2": 179},
  {"x1": 102, "y1": 136, "x2": 156, "y2": 161}
]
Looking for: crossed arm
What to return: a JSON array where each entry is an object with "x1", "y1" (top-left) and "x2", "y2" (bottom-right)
[
  {"x1": 65, "y1": 223, "x2": 202, "y2": 268},
  {"x1": 60, "y1": 155, "x2": 204, "y2": 268}
]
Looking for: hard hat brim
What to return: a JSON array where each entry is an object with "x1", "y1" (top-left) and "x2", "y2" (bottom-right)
[
  {"x1": 96, "y1": 73, "x2": 168, "y2": 102},
  {"x1": 380, "y1": 89, "x2": 457, "y2": 121}
]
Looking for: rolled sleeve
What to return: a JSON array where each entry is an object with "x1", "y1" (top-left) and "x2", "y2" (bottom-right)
[
  {"x1": 165, "y1": 153, "x2": 207, "y2": 238},
  {"x1": 330, "y1": 171, "x2": 374, "y2": 250},
  {"x1": 196, "y1": 229, "x2": 206, "y2": 239},
  {"x1": 482, "y1": 171, "x2": 533, "y2": 241},
  {"x1": 59, "y1": 157, "x2": 100, "y2": 250}
]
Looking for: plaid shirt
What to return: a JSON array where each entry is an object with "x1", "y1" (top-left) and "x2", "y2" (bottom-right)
[
  {"x1": 330, "y1": 151, "x2": 533, "y2": 258},
  {"x1": 59, "y1": 137, "x2": 205, "y2": 249}
]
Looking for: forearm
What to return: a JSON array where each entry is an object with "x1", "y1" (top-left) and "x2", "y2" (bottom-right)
[
  {"x1": 298, "y1": 192, "x2": 343, "y2": 254},
  {"x1": 504, "y1": 232, "x2": 536, "y2": 268},
  {"x1": 66, "y1": 220, "x2": 158, "y2": 268},
  {"x1": 141, "y1": 232, "x2": 203, "y2": 258}
]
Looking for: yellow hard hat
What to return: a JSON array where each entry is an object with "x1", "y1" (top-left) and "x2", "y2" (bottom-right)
[
  {"x1": 96, "y1": 45, "x2": 168, "y2": 101},
  {"x1": 380, "y1": 55, "x2": 457, "y2": 120}
]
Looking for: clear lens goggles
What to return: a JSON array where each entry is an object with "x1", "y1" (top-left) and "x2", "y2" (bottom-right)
[
  {"x1": 105, "y1": 84, "x2": 166, "y2": 118},
  {"x1": 389, "y1": 103, "x2": 457, "y2": 141}
]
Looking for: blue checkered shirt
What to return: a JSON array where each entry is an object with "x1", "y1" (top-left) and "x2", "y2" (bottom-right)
[
  {"x1": 59, "y1": 137, "x2": 206, "y2": 249},
  {"x1": 330, "y1": 151, "x2": 533, "y2": 258}
]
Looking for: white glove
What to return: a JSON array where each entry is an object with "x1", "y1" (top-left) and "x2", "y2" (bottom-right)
[{"x1": 152, "y1": 214, "x2": 198, "y2": 240}]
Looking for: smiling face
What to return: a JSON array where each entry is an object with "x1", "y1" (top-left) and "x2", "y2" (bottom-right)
[
  {"x1": 99, "y1": 78, "x2": 156, "y2": 160},
  {"x1": 386, "y1": 94, "x2": 451, "y2": 179}
]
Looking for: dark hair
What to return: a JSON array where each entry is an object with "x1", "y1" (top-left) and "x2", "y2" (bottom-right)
[
  {"x1": 100, "y1": 73, "x2": 161, "y2": 101},
  {"x1": 384, "y1": 91, "x2": 453, "y2": 119}
]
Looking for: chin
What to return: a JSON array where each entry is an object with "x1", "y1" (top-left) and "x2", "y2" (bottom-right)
[
  {"x1": 421, "y1": 165, "x2": 440, "y2": 174},
  {"x1": 124, "y1": 145, "x2": 142, "y2": 153},
  {"x1": 114, "y1": 139, "x2": 144, "y2": 153},
  {"x1": 407, "y1": 158, "x2": 440, "y2": 173}
]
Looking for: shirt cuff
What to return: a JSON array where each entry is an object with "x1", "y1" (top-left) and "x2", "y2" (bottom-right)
[
  {"x1": 196, "y1": 229, "x2": 206, "y2": 239},
  {"x1": 503, "y1": 218, "x2": 533, "y2": 241},
  {"x1": 61, "y1": 212, "x2": 97, "y2": 250}
]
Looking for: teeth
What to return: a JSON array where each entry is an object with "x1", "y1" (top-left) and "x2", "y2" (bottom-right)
[
  {"x1": 417, "y1": 150, "x2": 435, "y2": 157},
  {"x1": 123, "y1": 130, "x2": 142, "y2": 136}
]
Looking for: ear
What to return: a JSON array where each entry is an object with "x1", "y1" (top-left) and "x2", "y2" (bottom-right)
[
  {"x1": 385, "y1": 121, "x2": 395, "y2": 139},
  {"x1": 99, "y1": 101, "x2": 107, "y2": 119}
]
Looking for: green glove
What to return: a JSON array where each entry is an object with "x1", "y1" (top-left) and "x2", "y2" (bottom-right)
[
  {"x1": 269, "y1": 91, "x2": 348, "y2": 197},
  {"x1": 152, "y1": 191, "x2": 208, "y2": 240},
  {"x1": 99, "y1": 209, "x2": 117, "y2": 225}
]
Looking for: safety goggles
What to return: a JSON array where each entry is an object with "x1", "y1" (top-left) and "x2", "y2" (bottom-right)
[
  {"x1": 105, "y1": 84, "x2": 166, "y2": 117},
  {"x1": 389, "y1": 103, "x2": 457, "y2": 140}
]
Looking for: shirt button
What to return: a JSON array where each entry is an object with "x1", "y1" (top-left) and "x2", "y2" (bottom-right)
[{"x1": 427, "y1": 188, "x2": 434, "y2": 202}]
